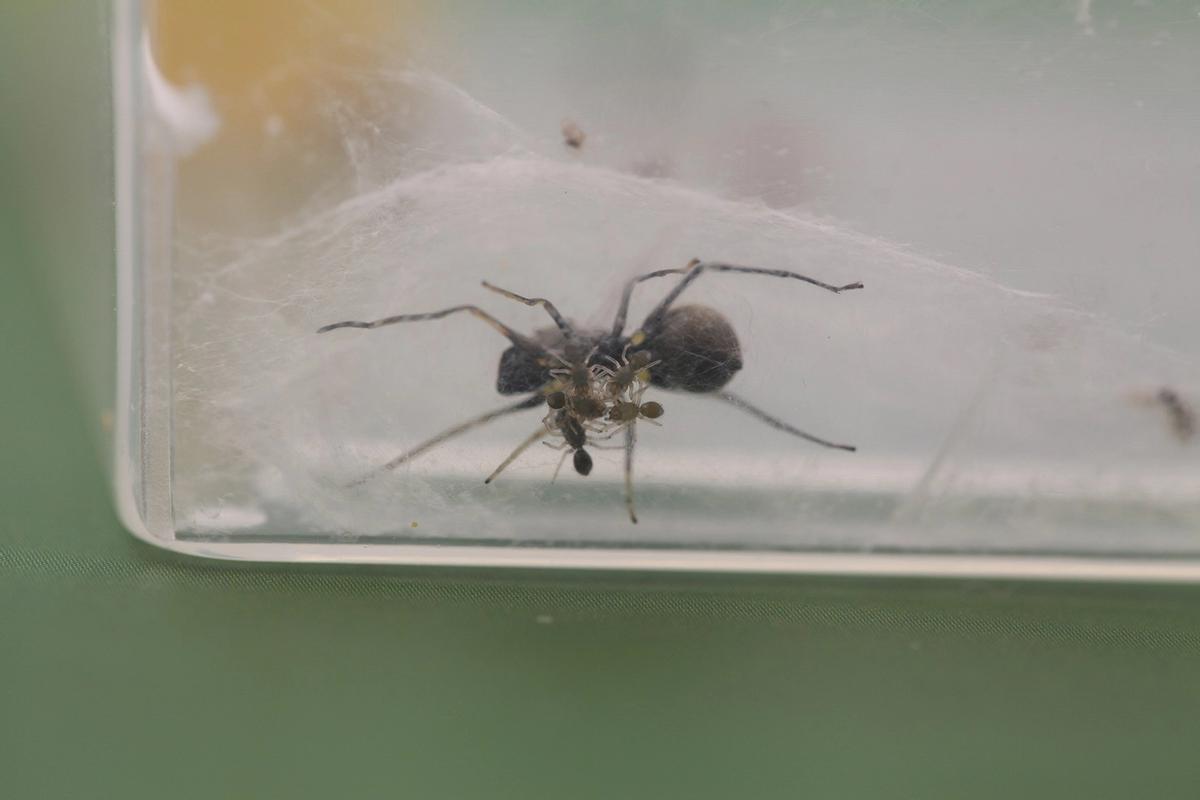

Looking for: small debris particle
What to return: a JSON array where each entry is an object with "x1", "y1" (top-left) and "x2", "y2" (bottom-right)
[
  {"x1": 1157, "y1": 387, "x2": 1195, "y2": 443},
  {"x1": 561, "y1": 119, "x2": 586, "y2": 150}
]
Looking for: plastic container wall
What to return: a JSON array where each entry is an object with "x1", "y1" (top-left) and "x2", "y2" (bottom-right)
[{"x1": 114, "y1": 0, "x2": 1200, "y2": 576}]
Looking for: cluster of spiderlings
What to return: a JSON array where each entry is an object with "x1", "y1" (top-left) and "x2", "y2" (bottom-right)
[
  {"x1": 540, "y1": 348, "x2": 665, "y2": 477},
  {"x1": 592, "y1": 349, "x2": 665, "y2": 428}
]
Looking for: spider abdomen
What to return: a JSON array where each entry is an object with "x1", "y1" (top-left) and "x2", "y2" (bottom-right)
[
  {"x1": 647, "y1": 305, "x2": 743, "y2": 393},
  {"x1": 496, "y1": 345, "x2": 549, "y2": 394}
]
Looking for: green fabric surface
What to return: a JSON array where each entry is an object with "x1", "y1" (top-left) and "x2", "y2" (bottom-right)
[{"x1": 4, "y1": 5, "x2": 1200, "y2": 798}]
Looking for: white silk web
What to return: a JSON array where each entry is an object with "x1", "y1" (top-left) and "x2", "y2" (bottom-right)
[{"x1": 164, "y1": 13, "x2": 1199, "y2": 551}]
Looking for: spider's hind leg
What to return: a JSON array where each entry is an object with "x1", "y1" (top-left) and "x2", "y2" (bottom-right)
[
  {"x1": 715, "y1": 391, "x2": 856, "y2": 452},
  {"x1": 319, "y1": 304, "x2": 550, "y2": 361}
]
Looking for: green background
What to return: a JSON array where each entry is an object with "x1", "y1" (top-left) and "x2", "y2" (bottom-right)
[{"x1": 4, "y1": 4, "x2": 1200, "y2": 798}]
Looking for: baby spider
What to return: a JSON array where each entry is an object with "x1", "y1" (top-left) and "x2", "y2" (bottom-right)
[
  {"x1": 608, "y1": 398, "x2": 664, "y2": 425},
  {"x1": 542, "y1": 387, "x2": 604, "y2": 478},
  {"x1": 542, "y1": 405, "x2": 603, "y2": 481},
  {"x1": 595, "y1": 348, "x2": 659, "y2": 397},
  {"x1": 318, "y1": 259, "x2": 863, "y2": 523},
  {"x1": 592, "y1": 348, "x2": 664, "y2": 428},
  {"x1": 546, "y1": 353, "x2": 608, "y2": 422}
]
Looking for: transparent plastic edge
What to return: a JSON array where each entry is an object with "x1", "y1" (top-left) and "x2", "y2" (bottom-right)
[
  {"x1": 155, "y1": 540, "x2": 1200, "y2": 583},
  {"x1": 111, "y1": 0, "x2": 156, "y2": 546},
  {"x1": 104, "y1": 0, "x2": 1200, "y2": 582}
]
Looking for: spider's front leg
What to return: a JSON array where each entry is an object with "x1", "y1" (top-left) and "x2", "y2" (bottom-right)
[
  {"x1": 318, "y1": 303, "x2": 549, "y2": 358},
  {"x1": 607, "y1": 258, "x2": 863, "y2": 340},
  {"x1": 641, "y1": 260, "x2": 863, "y2": 336}
]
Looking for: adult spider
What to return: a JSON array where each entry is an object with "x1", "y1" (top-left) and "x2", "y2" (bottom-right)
[{"x1": 318, "y1": 259, "x2": 863, "y2": 522}]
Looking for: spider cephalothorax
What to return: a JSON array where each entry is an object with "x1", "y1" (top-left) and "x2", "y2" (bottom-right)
[{"x1": 319, "y1": 259, "x2": 863, "y2": 522}]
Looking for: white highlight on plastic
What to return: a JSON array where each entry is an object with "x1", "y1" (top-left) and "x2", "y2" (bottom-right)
[{"x1": 140, "y1": 32, "x2": 220, "y2": 155}]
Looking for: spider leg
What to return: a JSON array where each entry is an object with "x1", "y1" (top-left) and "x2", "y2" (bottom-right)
[
  {"x1": 609, "y1": 266, "x2": 694, "y2": 338},
  {"x1": 485, "y1": 427, "x2": 549, "y2": 484},
  {"x1": 347, "y1": 394, "x2": 544, "y2": 487},
  {"x1": 623, "y1": 424, "x2": 639, "y2": 524},
  {"x1": 640, "y1": 260, "x2": 863, "y2": 335},
  {"x1": 550, "y1": 448, "x2": 571, "y2": 482},
  {"x1": 714, "y1": 391, "x2": 857, "y2": 452},
  {"x1": 318, "y1": 304, "x2": 548, "y2": 356},
  {"x1": 481, "y1": 281, "x2": 575, "y2": 338},
  {"x1": 588, "y1": 425, "x2": 627, "y2": 442}
]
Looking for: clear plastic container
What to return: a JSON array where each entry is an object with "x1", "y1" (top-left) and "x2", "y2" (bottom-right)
[{"x1": 112, "y1": 0, "x2": 1200, "y2": 577}]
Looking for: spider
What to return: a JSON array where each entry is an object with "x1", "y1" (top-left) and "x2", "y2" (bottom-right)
[{"x1": 318, "y1": 259, "x2": 864, "y2": 522}]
